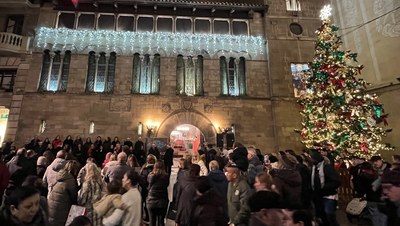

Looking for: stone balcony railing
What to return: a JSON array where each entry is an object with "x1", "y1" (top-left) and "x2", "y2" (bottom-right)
[{"x1": 0, "y1": 32, "x2": 31, "y2": 54}]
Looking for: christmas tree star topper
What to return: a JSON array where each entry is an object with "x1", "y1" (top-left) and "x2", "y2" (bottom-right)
[{"x1": 320, "y1": 5, "x2": 332, "y2": 21}]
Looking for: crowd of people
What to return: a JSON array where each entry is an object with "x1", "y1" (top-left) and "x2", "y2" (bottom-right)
[{"x1": 0, "y1": 134, "x2": 399, "y2": 226}]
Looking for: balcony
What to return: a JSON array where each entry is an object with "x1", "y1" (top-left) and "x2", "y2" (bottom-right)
[{"x1": 0, "y1": 32, "x2": 31, "y2": 55}]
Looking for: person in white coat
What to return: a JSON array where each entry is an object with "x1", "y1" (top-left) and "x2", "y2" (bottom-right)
[{"x1": 103, "y1": 169, "x2": 142, "y2": 226}]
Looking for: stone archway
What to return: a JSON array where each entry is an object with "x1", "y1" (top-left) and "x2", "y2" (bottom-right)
[{"x1": 156, "y1": 110, "x2": 217, "y2": 145}]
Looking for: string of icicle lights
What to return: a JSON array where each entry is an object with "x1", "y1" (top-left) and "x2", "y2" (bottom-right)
[{"x1": 35, "y1": 27, "x2": 266, "y2": 59}]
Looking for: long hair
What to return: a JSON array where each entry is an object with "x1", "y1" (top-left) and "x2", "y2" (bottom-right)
[
  {"x1": 152, "y1": 160, "x2": 167, "y2": 176},
  {"x1": 64, "y1": 160, "x2": 81, "y2": 178},
  {"x1": 84, "y1": 162, "x2": 102, "y2": 185}
]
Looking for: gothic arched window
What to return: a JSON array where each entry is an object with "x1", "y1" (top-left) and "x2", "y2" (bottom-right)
[
  {"x1": 176, "y1": 55, "x2": 203, "y2": 96},
  {"x1": 38, "y1": 50, "x2": 71, "y2": 92},
  {"x1": 86, "y1": 51, "x2": 116, "y2": 93},
  {"x1": 132, "y1": 53, "x2": 160, "y2": 94},
  {"x1": 220, "y1": 56, "x2": 246, "y2": 96}
]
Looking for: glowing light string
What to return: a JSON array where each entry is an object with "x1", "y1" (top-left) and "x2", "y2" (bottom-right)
[{"x1": 35, "y1": 27, "x2": 266, "y2": 59}]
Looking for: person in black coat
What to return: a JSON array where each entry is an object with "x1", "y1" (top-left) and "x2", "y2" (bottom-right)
[
  {"x1": 207, "y1": 160, "x2": 229, "y2": 225},
  {"x1": 148, "y1": 143, "x2": 160, "y2": 160},
  {"x1": 163, "y1": 145, "x2": 174, "y2": 175},
  {"x1": 134, "y1": 137, "x2": 145, "y2": 166},
  {"x1": 140, "y1": 155, "x2": 156, "y2": 222},
  {"x1": 146, "y1": 161, "x2": 170, "y2": 226},
  {"x1": 63, "y1": 135, "x2": 74, "y2": 149},
  {"x1": 190, "y1": 177, "x2": 225, "y2": 226},
  {"x1": 176, "y1": 164, "x2": 200, "y2": 226},
  {"x1": 310, "y1": 149, "x2": 340, "y2": 226}
]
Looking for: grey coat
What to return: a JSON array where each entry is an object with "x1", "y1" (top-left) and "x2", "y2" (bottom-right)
[{"x1": 47, "y1": 170, "x2": 77, "y2": 226}]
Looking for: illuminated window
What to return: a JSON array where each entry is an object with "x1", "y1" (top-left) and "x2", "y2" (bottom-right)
[
  {"x1": 176, "y1": 55, "x2": 203, "y2": 96},
  {"x1": 290, "y1": 63, "x2": 309, "y2": 97},
  {"x1": 220, "y1": 57, "x2": 246, "y2": 96},
  {"x1": 38, "y1": 50, "x2": 71, "y2": 92},
  {"x1": 132, "y1": 53, "x2": 160, "y2": 94},
  {"x1": 86, "y1": 51, "x2": 116, "y2": 93},
  {"x1": 286, "y1": 0, "x2": 301, "y2": 11}
]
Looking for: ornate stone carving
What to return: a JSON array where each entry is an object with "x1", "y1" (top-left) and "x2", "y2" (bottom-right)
[
  {"x1": 204, "y1": 104, "x2": 213, "y2": 113},
  {"x1": 374, "y1": 0, "x2": 400, "y2": 37},
  {"x1": 162, "y1": 103, "x2": 171, "y2": 113},
  {"x1": 110, "y1": 97, "x2": 131, "y2": 112},
  {"x1": 181, "y1": 98, "x2": 193, "y2": 110}
]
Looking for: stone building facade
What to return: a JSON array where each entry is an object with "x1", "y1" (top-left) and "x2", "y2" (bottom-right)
[{"x1": 1, "y1": 0, "x2": 396, "y2": 155}]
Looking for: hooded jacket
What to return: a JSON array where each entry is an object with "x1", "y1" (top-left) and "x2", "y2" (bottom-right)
[
  {"x1": 47, "y1": 170, "x2": 77, "y2": 226},
  {"x1": 269, "y1": 168, "x2": 302, "y2": 209},
  {"x1": 42, "y1": 158, "x2": 67, "y2": 192},
  {"x1": 207, "y1": 169, "x2": 229, "y2": 223},
  {"x1": 190, "y1": 188, "x2": 226, "y2": 226}
]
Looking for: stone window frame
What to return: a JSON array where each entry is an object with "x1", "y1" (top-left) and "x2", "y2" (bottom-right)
[
  {"x1": 220, "y1": 56, "x2": 246, "y2": 96},
  {"x1": 132, "y1": 53, "x2": 160, "y2": 95},
  {"x1": 0, "y1": 69, "x2": 16, "y2": 92},
  {"x1": 176, "y1": 55, "x2": 204, "y2": 96},
  {"x1": 38, "y1": 50, "x2": 71, "y2": 92},
  {"x1": 55, "y1": 11, "x2": 249, "y2": 36},
  {"x1": 85, "y1": 51, "x2": 116, "y2": 93}
]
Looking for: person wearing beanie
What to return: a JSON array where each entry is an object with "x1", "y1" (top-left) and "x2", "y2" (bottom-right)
[
  {"x1": 268, "y1": 153, "x2": 302, "y2": 209},
  {"x1": 309, "y1": 149, "x2": 340, "y2": 226},
  {"x1": 379, "y1": 168, "x2": 400, "y2": 226},
  {"x1": 190, "y1": 177, "x2": 225, "y2": 226},
  {"x1": 229, "y1": 142, "x2": 249, "y2": 172},
  {"x1": 369, "y1": 155, "x2": 391, "y2": 226}
]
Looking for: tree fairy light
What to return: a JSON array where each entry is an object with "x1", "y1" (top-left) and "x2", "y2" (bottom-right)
[
  {"x1": 296, "y1": 7, "x2": 394, "y2": 158},
  {"x1": 35, "y1": 27, "x2": 266, "y2": 59}
]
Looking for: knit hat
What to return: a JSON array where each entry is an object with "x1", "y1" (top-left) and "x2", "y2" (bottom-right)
[
  {"x1": 281, "y1": 154, "x2": 298, "y2": 169},
  {"x1": 309, "y1": 149, "x2": 324, "y2": 163},
  {"x1": 381, "y1": 168, "x2": 400, "y2": 186}
]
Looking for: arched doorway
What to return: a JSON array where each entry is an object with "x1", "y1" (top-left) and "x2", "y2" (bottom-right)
[
  {"x1": 170, "y1": 124, "x2": 205, "y2": 155},
  {"x1": 156, "y1": 110, "x2": 217, "y2": 146}
]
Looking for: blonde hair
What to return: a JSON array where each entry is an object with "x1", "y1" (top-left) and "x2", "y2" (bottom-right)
[
  {"x1": 152, "y1": 160, "x2": 167, "y2": 176},
  {"x1": 84, "y1": 162, "x2": 102, "y2": 185},
  {"x1": 109, "y1": 154, "x2": 117, "y2": 161}
]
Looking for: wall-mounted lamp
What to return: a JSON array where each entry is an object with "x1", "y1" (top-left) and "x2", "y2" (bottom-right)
[
  {"x1": 138, "y1": 122, "x2": 143, "y2": 136},
  {"x1": 146, "y1": 121, "x2": 158, "y2": 137},
  {"x1": 89, "y1": 121, "x2": 95, "y2": 134},
  {"x1": 38, "y1": 120, "x2": 46, "y2": 134}
]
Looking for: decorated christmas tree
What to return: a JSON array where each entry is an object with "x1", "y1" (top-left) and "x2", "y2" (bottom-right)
[{"x1": 297, "y1": 5, "x2": 393, "y2": 158}]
